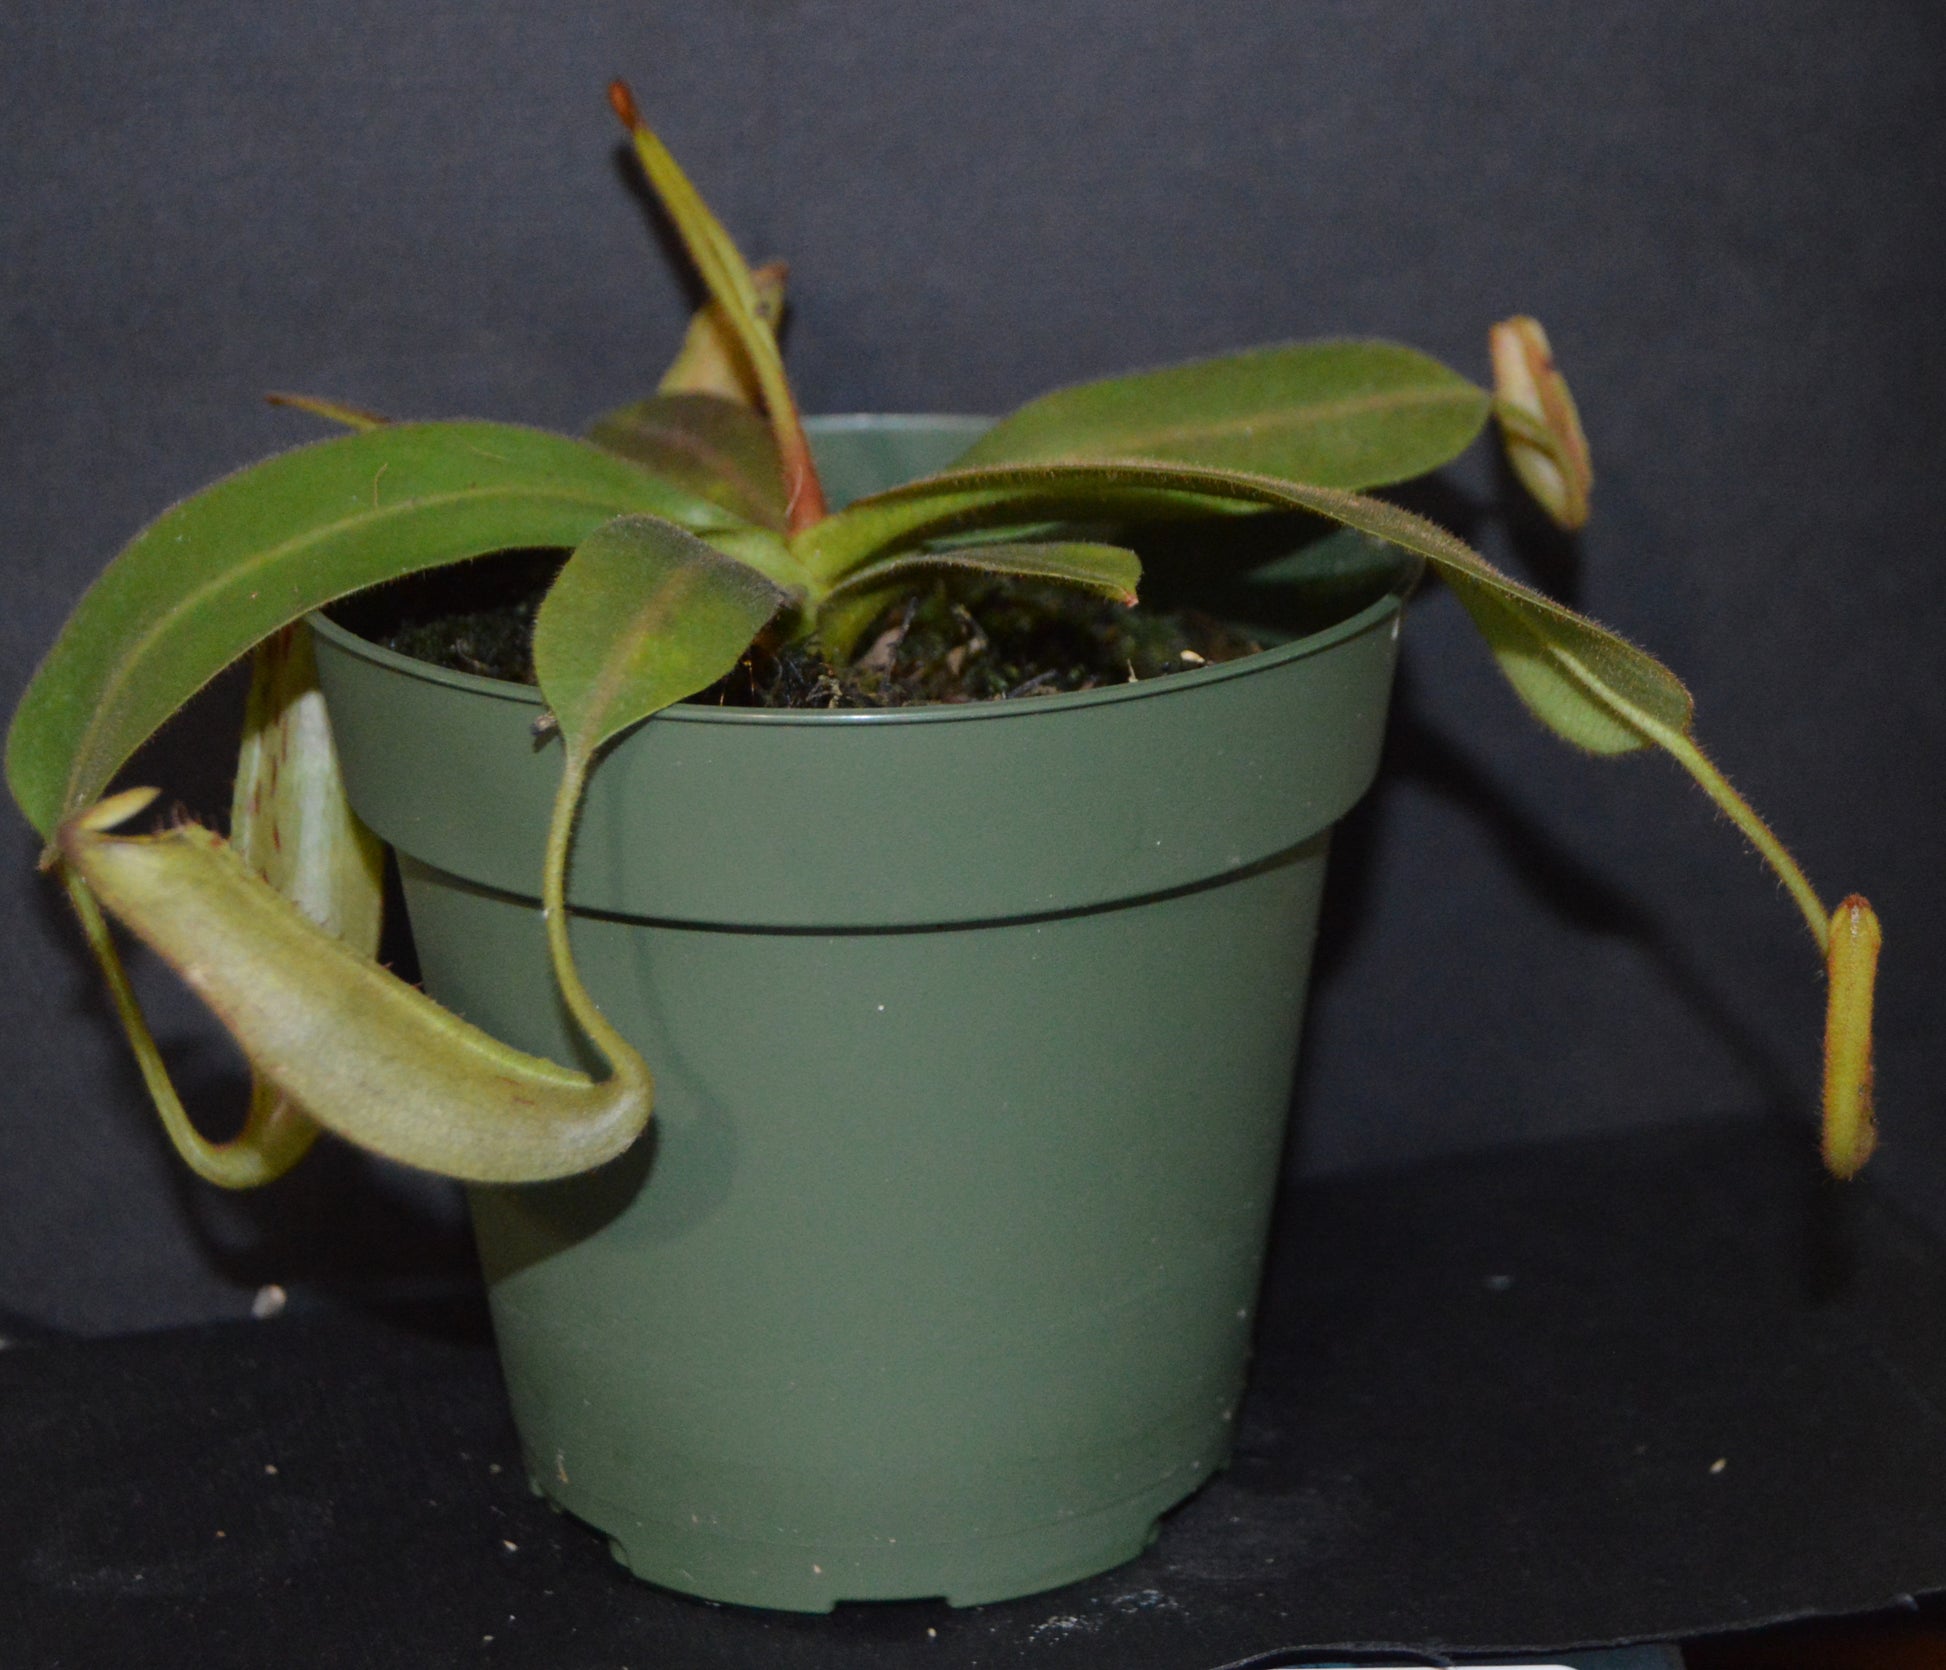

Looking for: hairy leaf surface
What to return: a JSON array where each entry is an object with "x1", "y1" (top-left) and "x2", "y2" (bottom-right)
[
  {"x1": 7, "y1": 422, "x2": 742, "y2": 838},
  {"x1": 823, "y1": 539, "x2": 1140, "y2": 608},
  {"x1": 804, "y1": 460, "x2": 1691, "y2": 750},
  {"x1": 535, "y1": 515, "x2": 788, "y2": 770},
  {"x1": 959, "y1": 340, "x2": 1489, "y2": 488},
  {"x1": 589, "y1": 393, "x2": 788, "y2": 531}
]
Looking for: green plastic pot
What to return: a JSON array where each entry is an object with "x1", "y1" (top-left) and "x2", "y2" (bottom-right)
[{"x1": 309, "y1": 416, "x2": 1412, "y2": 1612}]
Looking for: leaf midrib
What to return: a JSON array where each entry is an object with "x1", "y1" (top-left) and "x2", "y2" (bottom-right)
[
  {"x1": 1015, "y1": 383, "x2": 1484, "y2": 452},
  {"x1": 64, "y1": 479, "x2": 650, "y2": 816},
  {"x1": 565, "y1": 563, "x2": 716, "y2": 765}
]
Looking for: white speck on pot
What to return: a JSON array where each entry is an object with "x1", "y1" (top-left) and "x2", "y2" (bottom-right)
[
  {"x1": 502, "y1": 1539, "x2": 518, "y2": 1553},
  {"x1": 1487, "y1": 1273, "x2": 1514, "y2": 1292},
  {"x1": 1710, "y1": 1457, "x2": 1728, "y2": 1474},
  {"x1": 264, "y1": 1463, "x2": 279, "y2": 1476},
  {"x1": 251, "y1": 1284, "x2": 287, "y2": 1319}
]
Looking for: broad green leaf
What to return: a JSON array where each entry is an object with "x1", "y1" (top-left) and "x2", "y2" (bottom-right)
[
  {"x1": 528, "y1": 516, "x2": 788, "y2": 1108},
  {"x1": 535, "y1": 514, "x2": 788, "y2": 773},
  {"x1": 958, "y1": 340, "x2": 1490, "y2": 489},
  {"x1": 61, "y1": 791, "x2": 651, "y2": 1183},
  {"x1": 801, "y1": 459, "x2": 1692, "y2": 751},
  {"x1": 815, "y1": 540, "x2": 1143, "y2": 660},
  {"x1": 589, "y1": 392, "x2": 788, "y2": 531},
  {"x1": 610, "y1": 82, "x2": 826, "y2": 530},
  {"x1": 1433, "y1": 576, "x2": 1652, "y2": 754},
  {"x1": 799, "y1": 473, "x2": 1253, "y2": 588},
  {"x1": 655, "y1": 258, "x2": 789, "y2": 405},
  {"x1": 6, "y1": 420, "x2": 747, "y2": 840}
]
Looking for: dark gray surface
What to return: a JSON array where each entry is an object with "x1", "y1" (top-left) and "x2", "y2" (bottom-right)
[
  {"x1": 5, "y1": 1120, "x2": 1943, "y2": 1664},
  {"x1": 3, "y1": 2, "x2": 1943, "y2": 1332}
]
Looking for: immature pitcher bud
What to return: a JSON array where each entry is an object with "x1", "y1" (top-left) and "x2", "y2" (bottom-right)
[
  {"x1": 657, "y1": 261, "x2": 790, "y2": 404},
  {"x1": 1490, "y1": 316, "x2": 1593, "y2": 531},
  {"x1": 1821, "y1": 894, "x2": 1883, "y2": 1179}
]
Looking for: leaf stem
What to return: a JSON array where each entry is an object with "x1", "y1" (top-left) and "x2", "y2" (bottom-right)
[
  {"x1": 540, "y1": 749, "x2": 651, "y2": 1086},
  {"x1": 1608, "y1": 702, "x2": 1831, "y2": 952},
  {"x1": 1525, "y1": 625, "x2": 1829, "y2": 945}
]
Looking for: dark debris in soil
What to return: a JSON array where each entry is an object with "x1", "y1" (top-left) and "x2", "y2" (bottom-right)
[{"x1": 339, "y1": 552, "x2": 1266, "y2": 710}]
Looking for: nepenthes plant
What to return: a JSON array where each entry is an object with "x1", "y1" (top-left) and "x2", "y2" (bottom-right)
[{"x1": 4, "y1": 81, "x2": 1881, "y2": 1190}]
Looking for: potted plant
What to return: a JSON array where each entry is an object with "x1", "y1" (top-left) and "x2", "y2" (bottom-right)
[{"x1": 5, "y1": 81, "x2": 1881, "y2": 1610}]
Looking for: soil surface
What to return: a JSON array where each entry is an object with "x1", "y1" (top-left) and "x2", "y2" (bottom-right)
[{"x1": 331, "y1": 552, "x2": 1267, "y2": 710}]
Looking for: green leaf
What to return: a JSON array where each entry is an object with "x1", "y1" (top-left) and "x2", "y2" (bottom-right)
[
  {"x1": 957, "y1": 340, "x2": 1490, "y2": 488},
  {"x1": 610, "y1": 83, "x2": 826, "y2": 529},
  {"x1": 822, "y1": 539, "x2": 1140, "y2": 608},
  {"x1": 61, "y1": 792, "x2": 651, "y2": 1183},
  {"x1": 41, "y1": 512, "x2": 789, "y2": 1191},
  {"x1": 588, "y1": 392, "x2": 788, "y2": 531},
  {"x1": 6, "y1": 421, "x2": 746, "y2": 839},
  {"x1": 535, "y1": 514, "x2": 788, "y2": 772},
  {"x1": 815, "y1": 539, "x2": 1143, "y2": 660},
  {"x1": 1439, "y1": 581, "x2": 1658, "y2": 753},
  {"x1": 799, "y1": 472, "x2": 1243, "y2": 588},
  {"x1": 527, "y1": 516, "x2": 787, "y2": 1120},
  {"x1": 802, "y1": 459, "x2": 1691, "y2": 752}
]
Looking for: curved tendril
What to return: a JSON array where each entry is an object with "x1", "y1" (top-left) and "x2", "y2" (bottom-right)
[
  {"x1": 539, "y1": 749, "x2": 647, "y2": 1088},
  {"x1": 63, "y1": 866, "x2": 321, "y2": 1189}
]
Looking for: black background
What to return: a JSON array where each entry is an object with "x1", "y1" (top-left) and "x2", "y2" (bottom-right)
[{"x1": 2, "y1": 2, "x2": 1942, "y2": 1342}]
